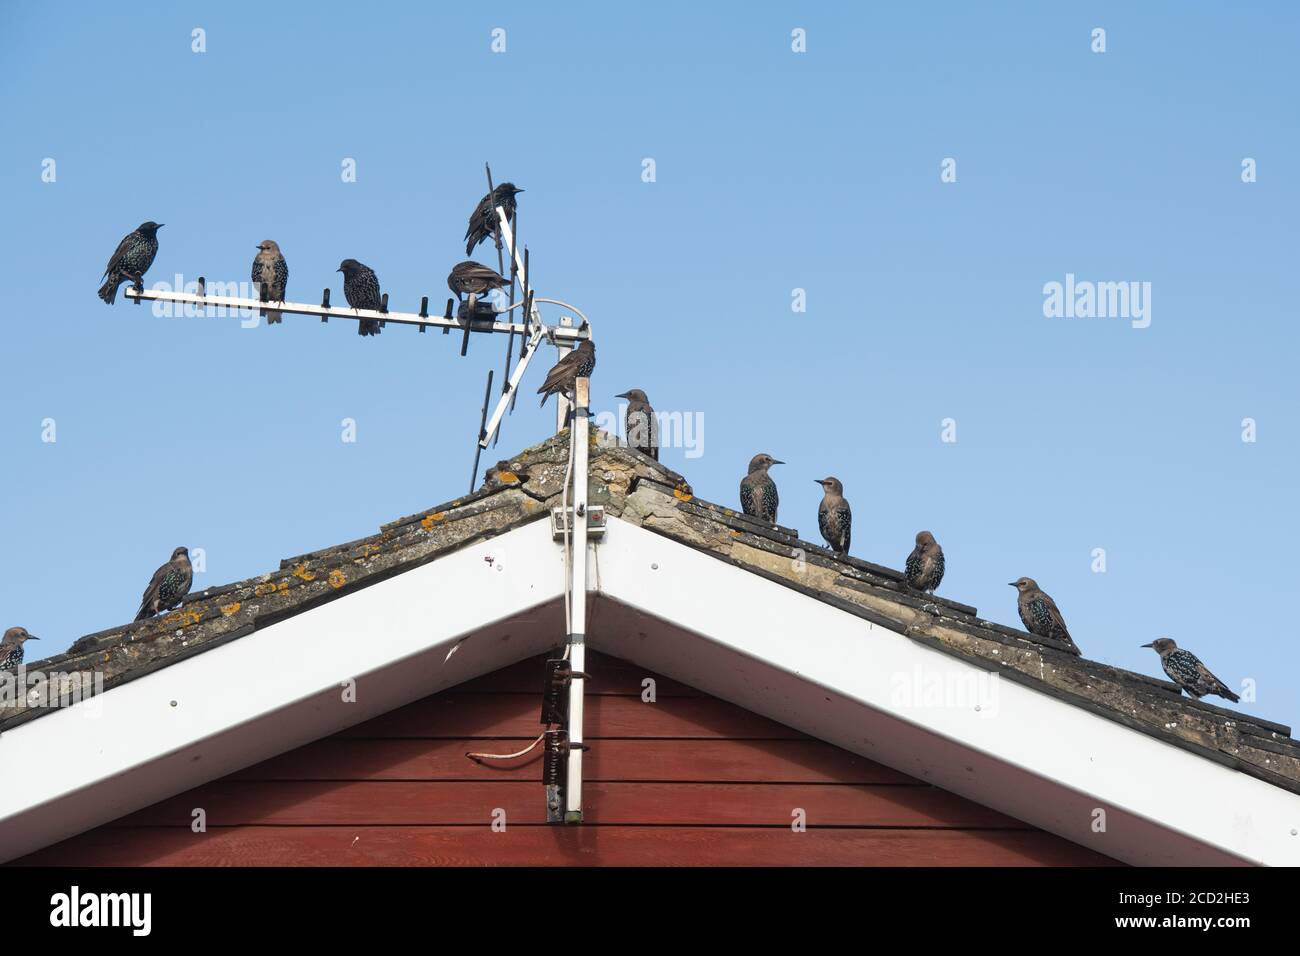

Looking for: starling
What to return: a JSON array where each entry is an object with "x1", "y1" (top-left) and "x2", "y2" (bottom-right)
[
  {"x1": 904, "y1": 530, "x2": 945, "y2": 594},
  {"x1": 464, "y1": 183, "x2": 523, "y2": 256},
  {"x1": 815, "y1": 477, "x2": 852, "y2": 556},
  {"x1": 537, "y1": 339, "x2": 596, "y2": 407},
  {"x1": 0, "y1": 627, "x2": 39, "y2": 673},
  {"x1": 739, "y1": 454, "x2": 782, "y2": 523},
  {"x1": 97, "y1": 221, "x2": 162, "y2": 304},
  {"x1": 616, "y1": 389, "x2": 658, "y2": 461},
  {"x1": 1010, "y1": 577, "x2": 1081, "y2": 655},
  {"x1": 251, "y1": 240, "x2": 289, "y2": 324},
  {"x1": 135, "y1": 547, "x2": 194, "y2": 621},
  {"x1": 447, "y1": 260, "x2": 509, "y2": 301},
  {"x1": 1142, "y1": 638, "x2": 1239, "y2": 703},
  {"x1": 338, "y1": 259, "x2": 382, "y2": 336}
]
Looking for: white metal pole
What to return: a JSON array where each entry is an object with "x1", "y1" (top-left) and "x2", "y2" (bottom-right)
[
  {"x1": 565, "y1": 376, "x2": 590, "y2": 823},
  {"x1": 555, "y1": 316, "x2": 575, "y2": 433}
]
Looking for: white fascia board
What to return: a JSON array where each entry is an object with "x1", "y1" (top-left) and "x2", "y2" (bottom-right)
[
  {"x1": 590, "y1": 517, "x2": 1300, "y2": 866},
  {"x1": 0, "y1": 519, "x2": 565, "y2": 863}
]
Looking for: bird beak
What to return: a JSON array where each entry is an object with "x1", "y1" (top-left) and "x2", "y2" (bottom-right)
[
  {"x1": 771, "y1": 459, "x2": 784, "y2": 465},
  {"x1": 812, "y1": 480, "x2": 823, "y2": 486},
  {"x1": 615, "y1": 392, "x2": 629, "y2": 399},
  {"x1": 1007, "y1": 582, "x2": 1017, "y2": 587},
  {"x1": 1140, "y1": 642, "x2": 1154, "y2": 648},
  {"x1": 28, "y1": 635, "x2": 39, "y2": 641},
  {"x1": 157, "y1": 224, "x2": 165, "y2": 229}
]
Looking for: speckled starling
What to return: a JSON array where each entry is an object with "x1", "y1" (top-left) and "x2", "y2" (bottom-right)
[
  {"x1": 338, "y1": 259, "x2": 382, "y2": 336},
  {"x1": 1010, "y1": 577, "x2": 1081, "y2": 655},
  {"x1": 537, "y1": 339, "x2": 595, "y2": 407},
  {"x1": 252, "y1": 240, "x2": 289, "y2": 324},
  {"x1": 740, "y1": 454, "x2": 782, "y2": 523},
  {"x1": 98, "y1": 221, "x2": 162, "y2": 304},
  {"x1": 815, "y1": 477, "x2": 852, "y2": 556},
  {"x1": 1142, "y1": 638, "x2": 1239, "y2": 703},
  {"x1": 905, "y1": 530, "x2": 945, "y2": 593},
  {"x1": 0, "y1": 627, "x2": 39, "y2": 673},
  {"x1": 448, "y1": 260, "x2": 509, "y2": 301},
  {"x1": 135, "y1": 547, "x2": 193, "y2": 621},
  {"x1": 617, "y1": 389, "x2": 658, "y2": 461},
  {"x1": 465, "y1": 183, "x2": 523, "y2": 256}
]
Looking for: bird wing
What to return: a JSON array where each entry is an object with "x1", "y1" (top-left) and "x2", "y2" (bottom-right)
[
  {"x1": 537, "y1": 351, "x2": 578, "y2": 395},
  {"x1": 103, "y1": 232, "x2": 134, "y2": 279},
  {"x1": 1040, "y1": 592, "x2": 1071, "y2": 637},
  {"x1": 137, "y1": 560, "x2": 171, "y2": 614}
]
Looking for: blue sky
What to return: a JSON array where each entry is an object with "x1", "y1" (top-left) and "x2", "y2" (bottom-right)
[{"x1": 1, "y1": 3, "x2": 1296, "y2": 722}]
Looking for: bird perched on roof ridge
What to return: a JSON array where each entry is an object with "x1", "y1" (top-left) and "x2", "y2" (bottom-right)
[
  {"x1": 537, "y1": 339, "x2": 595, "y2": 407},
  {"x1": 447, "y1": 260, "x2": 509, "y2": 301},
  {"x1": 464, "y1": 183, "x2": 523, "y2": 256},
  {"x1": 740, "y1": 454, "x2": 782, "y2": 523},
  {"x1": 338, "y1": 259, "x2": 382, "y2": 336},
  {"x1": 252, "y1": 240, "x2": 289, "y2": 324},
  {"x1": 815, "y1": 477, "x2": 852, "y2": 556},
  {"x1": 1010, "y1": 577, "x2": 1080, "y2": 655},
  {"x1": 98, "y1": 221, "x2": 162, "y2": 304},
  {"x1": 0, "y1": 627, "x2": 39, "y2": 673},
  {"x1": 1142, "y1": 638, "x2": 1239, "y2": 703},
  {"x1": 617, "y1": 389, "x2": 658, "y2": 461},
  {"x1": 905, "y1": 530, "x2": 944, "y2": 594},
  {"x1": 135, "y1": 547, "x2": 193, "y2": 621}
]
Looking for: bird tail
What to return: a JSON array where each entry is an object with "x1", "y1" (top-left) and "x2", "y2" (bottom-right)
[
  {"x1": 358, "y1": 320, "x2": 381, "y2": 336},
  {"x1": 1218, "y1": 683, "x2": 1241, "y2": 703},
  {"x1": 266, "y1": 310, "x2": 283, "y2": 325},
  {"x1": 98, "y1": 276, "x2": 121, "y2": 304},
  {"x1": 134, "y1": 603, "x2": 151, "y2": 622},
  {"x1": 539, "y1": 390, "x2": 550, "y2": 408}
]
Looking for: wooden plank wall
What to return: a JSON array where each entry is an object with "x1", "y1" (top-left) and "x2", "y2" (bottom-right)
[{"x1": 14, "y1": 652, "x2": 1115, "y2": 866}]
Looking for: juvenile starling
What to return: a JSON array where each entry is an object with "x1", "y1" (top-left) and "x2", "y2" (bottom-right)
[
  {"x1": 338, "y1": 259, "x2": 382, "y2": 336},
  {"x1": 1142, "y1": 638, "x2": 1239, "y2": 703},
  {"x1": 97, "y1": 221, "x2": 162, "y2": 304},
  {"x1": 537, "y1": 339, "x2": 595, "y2": 407},
  {"x1": 815, "y1": 477, "x2": 852, "y2": 556},
  {"x1": 447, "y1": 260, "x2": 509, "y2": 301},
  {"x1": 0, "y1": 627, "x2": 39, "y2": 673},
  {"x1": 464, "y1": 183, "x2": 523, "y2": 256},
  {"x1": 135, "y1": 547, "x2": 194, "y2": 621},
  {"x1": 904, "y1": 530, "x2": 945, "y2": 594},
  {"x1": 740, "y1": 454, "x2": 782, "y2": 523},
  {"x1": 616, "y1": 389, "x2": 658, "y2": 461},
  {"x1": 1010, "y1": 577, "x2": 1081, "y2": 655},
  {"x1": 251, "y1": 240, "x2": 289, "y2": 324}
]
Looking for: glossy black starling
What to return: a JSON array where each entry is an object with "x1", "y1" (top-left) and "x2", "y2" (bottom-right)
[
  {"x1": 1010, "y1": 577, "x2": 1081, "y2": 655},
  {"x1": 537, "y1": 339, "x2": 596, "y2": 407},
  {"x1": 904, "y1": 530, "x2": 945, "y2": 594},
  {"x1": 252, "y1": 240, "x2": 289, "y2": 324},
  {"x1": 465, "y1": 183, "x2": 523, "y2": 256},
  {"x1": 448, "y1": 260, "x2": 509, "y2": 301},
  {"x1": 0, "y1": 627, "x2": 39, "y2": 673},
  {"x1": 739, "y1": 454, "x2": 782, "y2": 523},
  {"x1": 616, "y1": 389, "x2": 658, "y2": 461},
  {"x1": 338, "y1": 259, "x2": 382, "y2": 336},
  {"x1": 815, "y1": 477, "x2": 852, "y2": 556},
  {"x1": 135, "y1": 547, "x2": 194, "y2": 621},
  {"x1": 1142, "y1": 638, "x2": 1239, "y2": 703},
  {"x1": 98, "y1": 221, "x2": 162, "y2": 304}
]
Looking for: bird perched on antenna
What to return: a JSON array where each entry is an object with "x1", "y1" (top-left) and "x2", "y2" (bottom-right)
[
  {"x1": 338, "y1": 259, "x2": 382, "y2": 336},
  {"x1": 1010, "y1": 577, "x2": 1080, "y2": 655},
  {"x1": 537, "y1": 339, "x2": 595, "y2": 407},
  {"x1": 740, "y1": 454, "x2": 782, "y2": 523},
  {"x1": 252, "y1": 240, "x2": 289, "y2": 324},
  {"x1": 1, "y1": 627, "x2": 39, "y2": 673},
  {"x1": 815, "y1": 477, "x2": 852, "y2": 556},
  {"x1": 447, "y1": 260, "x2": 509, "y2": 302},
  {"x1": 465, "y1": 183, "x2": 522, "y2": 256},
  {"x1": 98, "y1": 221, "x2": 162, "y2": 304},
  {"x1": 1141, "y1": 638, "x2": 1239, "y2": 703},
  {"x1": 904, "y1": 531, "x2": 945, "y2": 594},
  {"x1": 135, "y1": 547, "x2": 193, "y2": 621},
  {"x1": 617, "y1": 389, "x2": 658, "y2": 461}
]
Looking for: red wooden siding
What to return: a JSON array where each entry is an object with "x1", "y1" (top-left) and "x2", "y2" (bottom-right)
[{"x1": 14, "y1": 652, "x2": 1115, "y2": 866}]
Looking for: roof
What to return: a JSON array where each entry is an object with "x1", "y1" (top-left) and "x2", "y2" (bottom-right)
[{"x1": 3, "y1": 429, "x2": 1299, "y2": 864}]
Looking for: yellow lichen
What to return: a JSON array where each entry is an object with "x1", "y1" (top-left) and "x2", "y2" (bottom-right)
[
  {"x1": 497, "y1": 471, "x2": 519, "y2": 484},
  {"x1": 220, "y1": 602, "x2": 242, "y2": 617},
  {"x1": 163, "y1": 608, "x2": 203, "y2": 628},
  {"x1": 421, "y1": 512, "x2": 447, "y2": 530},
  {"x1": 292, "y1": 564, "x2": 317, "y2": 582},
  {"x1": 329, "y1": 569, "x2": 347, "y2": 589},
  {"x1": 673, "y1": 488, "x2": 693, "y2": 502}
]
